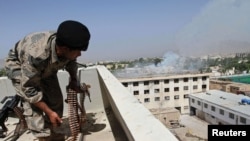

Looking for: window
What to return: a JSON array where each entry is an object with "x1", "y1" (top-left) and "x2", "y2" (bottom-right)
[
  {"x1": 184, "y1": 86, "x2": 189, "y2": 90},
  {"x1": 133, "y1": 82, "x2": 139, "y2": 86},
  {"x1": 155, "y1": 97, "x2": 160, "y2": 101},
  {"x1": 193, "y1": 85, "x2": 198, "y2": 89},
  {"x1": 202, "y1": 76, "x2": 207, "y2": 81},
  {"x1": 202, "y1": 85, "x2": 207, "y2": 89},
  {"x1": 122, "y1": 83, "x2": 128, "y2": 87},
  {"x1": 219, "y1": 109, "x2": 224, "y2": 115},
  {"x1": 133, "y1": 91, "x2": 139, "y2": 95},
  {"x1": 144, "y1": 98, "x2": 150, "y2": 103},
  {"x1": 183, "y1": 78, "x2": 189, "y2": 82},
  {"x1": 174, "y1": 95, "x2": 179, "y2": 100},
  {"x1": 229, "y1": 113, "x2": 234, "y2": 119},
  {"x1": 174, "y1": 79, "x2": 179, "y2": 83},
  {"x1": 154, "y1": 89, "x2": 160, "y2": 93},
  {"x1": 164, "y1": 88, "x2": 170, "y2": 92},
  {"x1": 204, "y1": 103, "x2": 208, "y2": 108},
  {"x1": 164, "y1": 79, "x2": 169, "y2": 84},
  {"x1": 144, "y1": 81, "x2": 149, "y2": 86},
  {"x1": 211, "y1": 106, "x2": 215, "y2": 112},
  {"x1": 165, "y1": 96, "x2": 170, "y2": 100},
  {"x1": 174, "y1": 87, "x2": 179, "y2": 91},
  {"x1": 240, "y1": 117, "x2": 246, "y2": 124},
  {"x1": 197, "y1": 101, "x2": 201, "y2": 105},
  {"x1": 193, "y1": 77, "x2": 198, "y2": 81},
  {"x1": 144, "y1": 90, "x2": 149, "y2": 94},
  {"x1": 184, "y1": 94, "x2": 189, "y2": 98},
  {"x1": 154, "y1": 80, "x2": 159, "y2": 85},
  {"x1": 191, "y1": 99, "x2": 195, "y2": 103}
]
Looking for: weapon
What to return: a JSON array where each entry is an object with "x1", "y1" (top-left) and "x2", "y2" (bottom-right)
[
  {"x1": 80, "y1": 83, "x2": 91, "y2": 102},
  {"x1": 0, "y1": 95, "x2": 27, "y2": 140},
  {"x1": 65, "y1": 83, "x2": 91, "y2": 141},
  {"x1": 76, "y1": 62, "x2": 95, "y2": 68}
]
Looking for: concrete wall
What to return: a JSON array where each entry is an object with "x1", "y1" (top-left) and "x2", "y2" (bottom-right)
[
  {"x1": 96, "y1": 65, "x2": 179, "y2": 141},
  {"x1": 0, "y1": 71, "x2": 70, "y2": 115},
  {"x1": 78, "y1": 67, "x2": 106, "y2": 112},
  {"x1": 0, "y1": 77, "x2": 17, "y2": 107}
]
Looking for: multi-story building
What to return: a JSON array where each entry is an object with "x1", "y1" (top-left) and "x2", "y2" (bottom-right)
[
  {"x1": 118, "y1": 73, "x2": 211, "y2": 115},
  {"x1": 189, "y1": 89, "x2": 250, "y2": 125}
]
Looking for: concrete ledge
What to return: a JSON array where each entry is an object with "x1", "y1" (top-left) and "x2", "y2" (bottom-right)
[{"x1": 95, "y1": 65, "x2": 179, "y2": 141}]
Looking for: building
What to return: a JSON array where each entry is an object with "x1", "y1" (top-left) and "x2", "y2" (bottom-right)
[
  {"x1": 210, "y1": 79, "x2": 250, "y2": 96},
  {"x1": 189, "y1": 89, "x2": 250, "y2": 125},
  {"x1": 118, "y1": 73, "x2": 211, "y2": 117}
]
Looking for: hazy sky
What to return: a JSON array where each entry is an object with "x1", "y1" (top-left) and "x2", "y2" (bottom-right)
[{"x1": 1, "y1": 0, "x2": 249, "y2": 63}]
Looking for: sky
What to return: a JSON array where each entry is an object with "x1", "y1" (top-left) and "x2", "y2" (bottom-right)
[{"x1": 1, "y1": 0, "x2": 250, "y2": 63}]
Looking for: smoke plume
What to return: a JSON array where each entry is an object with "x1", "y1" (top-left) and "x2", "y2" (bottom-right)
[{"x1": 170, "y1": 0, "x2": 250, "y2": 57}]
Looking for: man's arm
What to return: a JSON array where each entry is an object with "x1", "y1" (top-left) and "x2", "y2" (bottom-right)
[
  {"x1": 33, "y1": 101, "x2": 62, "y2": 127},
  {"x1": 65, "y1": 60, "x2": 79, "y2": 91}
]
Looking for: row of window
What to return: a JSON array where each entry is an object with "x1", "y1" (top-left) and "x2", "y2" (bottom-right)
[
  {"x1": 132, "y1": 85, "x2": 206, "y2": 95},
  {"x1": 142, "y1": 94, "x2": 189, "y2": 103},
  {"x1": 122, "y1": 77, "x2": 207, "y2": 87},
  {"x1": 191, "y1": 99, "x2": 247, "y2": 124}
]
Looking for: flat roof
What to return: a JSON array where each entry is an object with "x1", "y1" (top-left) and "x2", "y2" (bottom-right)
[
  {"x1": 189, "y1": 90, "x2": 250, "y2": 117},
  {"x1": 118, "y1": 73, "x2": 211, "y2": 82}
]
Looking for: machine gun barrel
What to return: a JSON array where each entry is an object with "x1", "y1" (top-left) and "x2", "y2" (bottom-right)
[
  {"x1": 1, "y1": 96, "x2": 14, "y2": 104},
  {"x1": 0, "y1": 95, "x2": 22, "y2": 138}
]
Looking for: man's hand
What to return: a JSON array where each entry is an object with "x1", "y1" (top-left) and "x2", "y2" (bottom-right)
[
  {"x1": 48, "y1": 111, "x2": 63, "y2": 127},
  {"x1": 33, "y1": 101, "x2": 63, "y2": 127}
]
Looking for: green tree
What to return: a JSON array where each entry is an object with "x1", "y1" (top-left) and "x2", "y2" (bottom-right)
[
  {"x1": 154, "y1": 58, "x2": 162, "y2": 67},
  {"x1": 0, "y1": 68, "x2": 6, "y2": 77}
]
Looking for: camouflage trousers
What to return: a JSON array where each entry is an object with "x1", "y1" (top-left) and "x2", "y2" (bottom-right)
[{"x1": 11, "y1": 74, "x2": 65, "y2": 141}]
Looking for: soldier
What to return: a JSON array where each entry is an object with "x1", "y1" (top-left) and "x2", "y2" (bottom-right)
[{"x1": 4, "y1": 20, "x2": 91, "y2": 141}]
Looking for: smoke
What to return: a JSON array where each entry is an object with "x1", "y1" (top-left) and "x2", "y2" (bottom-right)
[
  {"x1": 170, "y1": 0, "x2": 250, "y2": 57},
  {"x1": 113, "y1": 51, "x2": 205, "y2": 78},
  {"x1": 113, "y1": 0, "x2": 250, "y2": 78}
]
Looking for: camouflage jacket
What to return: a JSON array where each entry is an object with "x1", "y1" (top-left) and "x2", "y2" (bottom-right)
[{"x1": 5, "y1": 31, "x2": 78, "y2": 103}]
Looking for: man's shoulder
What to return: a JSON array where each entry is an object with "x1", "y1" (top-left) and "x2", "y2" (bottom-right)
[
  {"x1": 19, "y1": 30, "x2": 56, "y2": 45},
  {"x1": 19, "y1": 31, "x2": 56, "y2": 61},
  {"x1": 24, "y1": 30, "x2": 56, "y2": 39}
]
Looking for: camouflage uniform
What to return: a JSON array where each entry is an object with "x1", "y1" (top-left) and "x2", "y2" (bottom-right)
[{"x1": 5, "y1": 31, "x2": 78, "y2": 140}]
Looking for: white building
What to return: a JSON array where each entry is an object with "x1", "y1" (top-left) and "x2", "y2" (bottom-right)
[
  {"x1": 118, "y1": 73, "x2": 211, "y2": 115},
  {"x1": 189, "y1": 89, "x2": 250, "y2": 125}
]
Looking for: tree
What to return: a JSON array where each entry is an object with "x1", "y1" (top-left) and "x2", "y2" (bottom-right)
[
  {"x1": 154, "y1": 58, "x2": 162, "y2": 67},
  {"x1": 0, "y1": 68, "x2": 6, "y2": 77}
]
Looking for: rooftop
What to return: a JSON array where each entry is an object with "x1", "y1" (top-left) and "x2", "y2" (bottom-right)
[
  {"x1": 189, "y1": 89, "x2": 250, "y2": 117},
  {"x1": 0, "y1": 65, "x2": 179, "y2": 141}
]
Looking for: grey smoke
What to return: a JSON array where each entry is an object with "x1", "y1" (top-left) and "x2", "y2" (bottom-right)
[
  {"x1": 113, "y1": 0, "x2": 250, "y2": 78},
  {"x1": 113, "y1": 51, "x2": 204, "y2": 78},
  {"x1": 170, "y1": 0, "x2": 250, "y2": 57}
]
